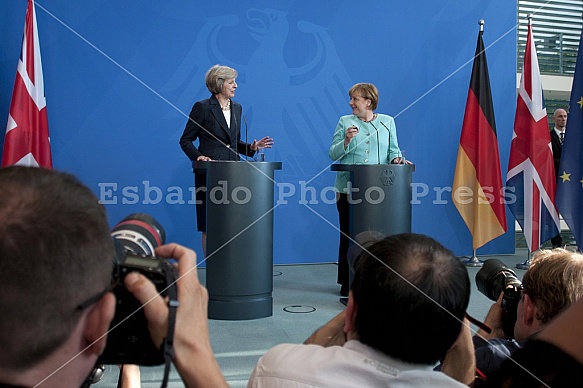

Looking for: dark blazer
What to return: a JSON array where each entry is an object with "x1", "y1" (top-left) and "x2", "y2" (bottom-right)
[
  {"x1": 179, "y1": 95, "x2": 255, "y2": 161},
  {"x1": 550, "y1": 129, "x2": 563, "y2": 180}
]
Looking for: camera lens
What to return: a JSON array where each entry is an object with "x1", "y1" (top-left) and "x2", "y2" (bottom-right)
[
  {"x1": 111, "y1": 213, "x2": 166, "y2": 256},
  {"x1": 476, "y1": 259, "x2": 520, "y2": 301},
  {"x1": 475, "y1": 259, "x2": 523, "y2": 339},
  {"x1": 100, "y1": 213, "x2": 174, "y2": 366}
]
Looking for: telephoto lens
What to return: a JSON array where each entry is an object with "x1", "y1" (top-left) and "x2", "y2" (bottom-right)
[
  {"x1": 476, "y1": 259, "x2": 521, "y2": 301},
  {"x1": 98, "y1": 213, "x2": 176, "y2": 366},
  {"x1": 111, "y1": 213, "x2": 166, "y2": 256},
  {"x1": 476, "y1": 259, "x2": 523, "y2": 339}
]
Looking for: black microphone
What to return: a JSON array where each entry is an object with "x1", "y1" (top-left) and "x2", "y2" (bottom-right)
[
  {"x1": 380, "y1": 121, "x2": 395, "y2": 164},
  {"x1": 369, "y1": 121, "x2": 381, "y2": 165},
  {"x1": 232, "y1": 108, "x2": 239, "y2": 161},
  {"x1": 243, "y1": 114, "x2": 249, "y2": 161}
]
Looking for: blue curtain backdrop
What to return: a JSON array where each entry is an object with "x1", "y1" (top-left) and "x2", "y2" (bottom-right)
[{"x1": 0, "y1": 1, "x2": 517, "y2": 264}]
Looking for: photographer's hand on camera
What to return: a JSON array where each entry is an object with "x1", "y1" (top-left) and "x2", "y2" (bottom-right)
[
  {"x1": 124, "y1": 243, "x2": 228, "y2": 388},
  {"x1": 478, "y1": 292, "x2": 507, "y2": 341}
]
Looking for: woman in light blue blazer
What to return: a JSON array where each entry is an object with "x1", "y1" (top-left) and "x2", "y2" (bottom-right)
[{"x1": 329, "y1": 83, "x2": 406, "y2": 296}]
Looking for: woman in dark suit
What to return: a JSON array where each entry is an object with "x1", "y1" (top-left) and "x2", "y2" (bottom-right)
[{"x1": 180, "y1": 65, "x2": 273, "y2": 253}]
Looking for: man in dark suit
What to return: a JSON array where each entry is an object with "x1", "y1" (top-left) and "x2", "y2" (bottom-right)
[{"x1": 550, "y1": 108, "x2": 568, "y2": 248}]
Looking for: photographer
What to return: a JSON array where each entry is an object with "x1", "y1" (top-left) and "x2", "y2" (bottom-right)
[
  {"x1": 472, "y1": 249, "x2": 583, "y2": 380},
  {"x1": 248, "y1": 233, "x2": 472, "y2": 387},
  {"x1": 125, "y1": 243, "x2": 228, "y2": 388},
  {"x1": 485, "y1": 290, "x2": 583, "y2": 386},
  {"x1": 0, "y1": 166, "x2": 227, "y2": 388}
]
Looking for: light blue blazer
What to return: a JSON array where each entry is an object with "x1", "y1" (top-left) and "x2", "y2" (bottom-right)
[{"x1": 329, "y1": 114, "x2": 402, "y2": 193}]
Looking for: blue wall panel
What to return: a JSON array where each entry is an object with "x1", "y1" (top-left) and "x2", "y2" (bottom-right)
[{"x1": 0, "y1": 1, "x2": 517, "y2": 264}]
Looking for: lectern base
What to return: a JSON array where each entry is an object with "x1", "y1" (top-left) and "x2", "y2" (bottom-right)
[{"x1": 208, "y1": 294, "x2": 273, "y2": 320}]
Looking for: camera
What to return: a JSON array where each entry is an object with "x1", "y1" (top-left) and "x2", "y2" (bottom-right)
[
  {"x1": 475, "y1": 259, "x2": 523, "y2": 339},
  {"x1": 97, "y1": 213, "x2": 177, "y2": 366}
]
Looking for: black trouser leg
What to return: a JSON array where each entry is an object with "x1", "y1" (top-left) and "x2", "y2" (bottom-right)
[
  {"x1": 551, "y1": 233, "x2": 563, "y2": 248},
  {"x1": 336, "y1": 193, "x2": 350, "y2": 289}
]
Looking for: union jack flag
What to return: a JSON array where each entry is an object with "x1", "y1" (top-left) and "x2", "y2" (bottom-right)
[
  {"x1": 1, "y1": 0, "x2": 52, "y2": 169},
  {"x1": 506, "y1": 22, "x2": 559, "y2": 252}
]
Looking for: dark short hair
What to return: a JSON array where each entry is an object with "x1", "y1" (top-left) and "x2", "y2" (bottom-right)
[
  {"x1": 0, "y1": 166, "x2": 113, "y2": 370},
  {"x1": 351, "y1": 233, "x2": 470, "y2": 364}
]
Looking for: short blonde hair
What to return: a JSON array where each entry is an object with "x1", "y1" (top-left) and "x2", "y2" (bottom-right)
[
  {"x1": 349, "y1": 83, "x2": 379, "y2": 111},
  {"x1": 205, "y1": 65, "x2": 238, "y2": 94},
  {"x1": 523, "y1": 248, "x2": 583, "y2": 323}
]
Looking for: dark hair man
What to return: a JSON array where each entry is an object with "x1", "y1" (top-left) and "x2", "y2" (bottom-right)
[
  {"x1": 247, "y1": 233, "x2": 471, "y2": 387},
  {"x1": 0, "y1": 166, "x2": 227, "y2": 388}
]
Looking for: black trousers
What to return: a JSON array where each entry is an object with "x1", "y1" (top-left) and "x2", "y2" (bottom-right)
[
  {"x1": 551, "y1": 176, "x2": 563, "y2": 248},
  {"x1": 551, "y1": 233, "x2": 563, "y2": 248},
  {"x1": 194, "y1": 172, "x2": 207, "y2": 232},
  {"x1": 336, "y1": 193, "x2": 350, "y2": 288}
]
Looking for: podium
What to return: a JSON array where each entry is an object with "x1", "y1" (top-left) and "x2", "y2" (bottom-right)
[
  {"x1": 194, "y1": 160, "x2": 282, "y2": 320},
  {"x1": 331, "y1": 164, "x2": 414, "y2": 237},
  {"x1": 331, "y1": 164, "x2": 414, "y2": 290}
]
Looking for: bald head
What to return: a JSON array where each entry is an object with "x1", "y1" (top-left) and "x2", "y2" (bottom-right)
[{"x1": 553, "y1": 109, "x2": 567, "y2": 131}]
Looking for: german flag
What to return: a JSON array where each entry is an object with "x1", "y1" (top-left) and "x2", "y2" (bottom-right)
[{"x1": 452, "y1": 28, "x2": 507, "y2": 249}]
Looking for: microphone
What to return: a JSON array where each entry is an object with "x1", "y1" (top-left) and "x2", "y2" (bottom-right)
[
  {"x1": 369, "y1": 121, "x2": 381, "y2": 165},
  {"x1": 380, "y1": 121, "x2": 395, "y2": 164},
  {"x1": 232, "y1": 109, "x2": 239, "y2": 161},
  {"x1": 243, "y1": 114, "x2": 249, "y2": 162}
]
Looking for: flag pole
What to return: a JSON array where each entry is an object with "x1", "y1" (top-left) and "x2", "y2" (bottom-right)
[
  {"x1": 460, "y1": 19, "x2": 487, "y2": 268},
  {"x1": 515, "y1": 15, "x2": 534, "y2": 270},
  {"x1": 516, "y1": 250, "x2": 532, "y2": 270},
  {"x1": 462, "y1": 249, "x2": 484, "y2": 267},
  {"x1": 507, "y1": 12, "x2": 559, "y2": 262},
  {"x1": 556, "y1": 11, "x2": 583, "y2": 253}
]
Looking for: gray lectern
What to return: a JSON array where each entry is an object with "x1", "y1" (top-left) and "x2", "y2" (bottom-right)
[
  {"x1": 194, "y1": 160, "x2": 282, "y2": 320},
  {"x1": 331, "y1": 164, "x2": 414, "y2": 237},
  {"x1": 331, "y1": 163, "x2": 415, "y2": 298}
]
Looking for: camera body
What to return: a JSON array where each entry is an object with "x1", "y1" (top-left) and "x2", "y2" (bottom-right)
[
  {"x1": 476, "y1": 259, "x2": 523, "y2": 339},
  {"x1": 97, "y1": 214, "x2": 177, "y2": 366}
]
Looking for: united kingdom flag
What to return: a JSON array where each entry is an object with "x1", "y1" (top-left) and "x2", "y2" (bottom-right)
[
  {"x1": 506, "y1": 22, "x2": 559, "y2": 252},
  {"x1": 1, "y1": 0, "x2": 52, "y2": 169}
]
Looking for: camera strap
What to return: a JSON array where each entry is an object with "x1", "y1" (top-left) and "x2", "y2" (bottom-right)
[{"x1": 159, "y1": 265, "x2": 179, "y2": 388}]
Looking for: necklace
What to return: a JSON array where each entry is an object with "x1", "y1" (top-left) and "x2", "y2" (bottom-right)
[
  {"x1": 221, "y1": 99, "x2": 231, "y2": 111},
  {"x1": 359, "y1": 113, "x2": 376, "y2": 123}
]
